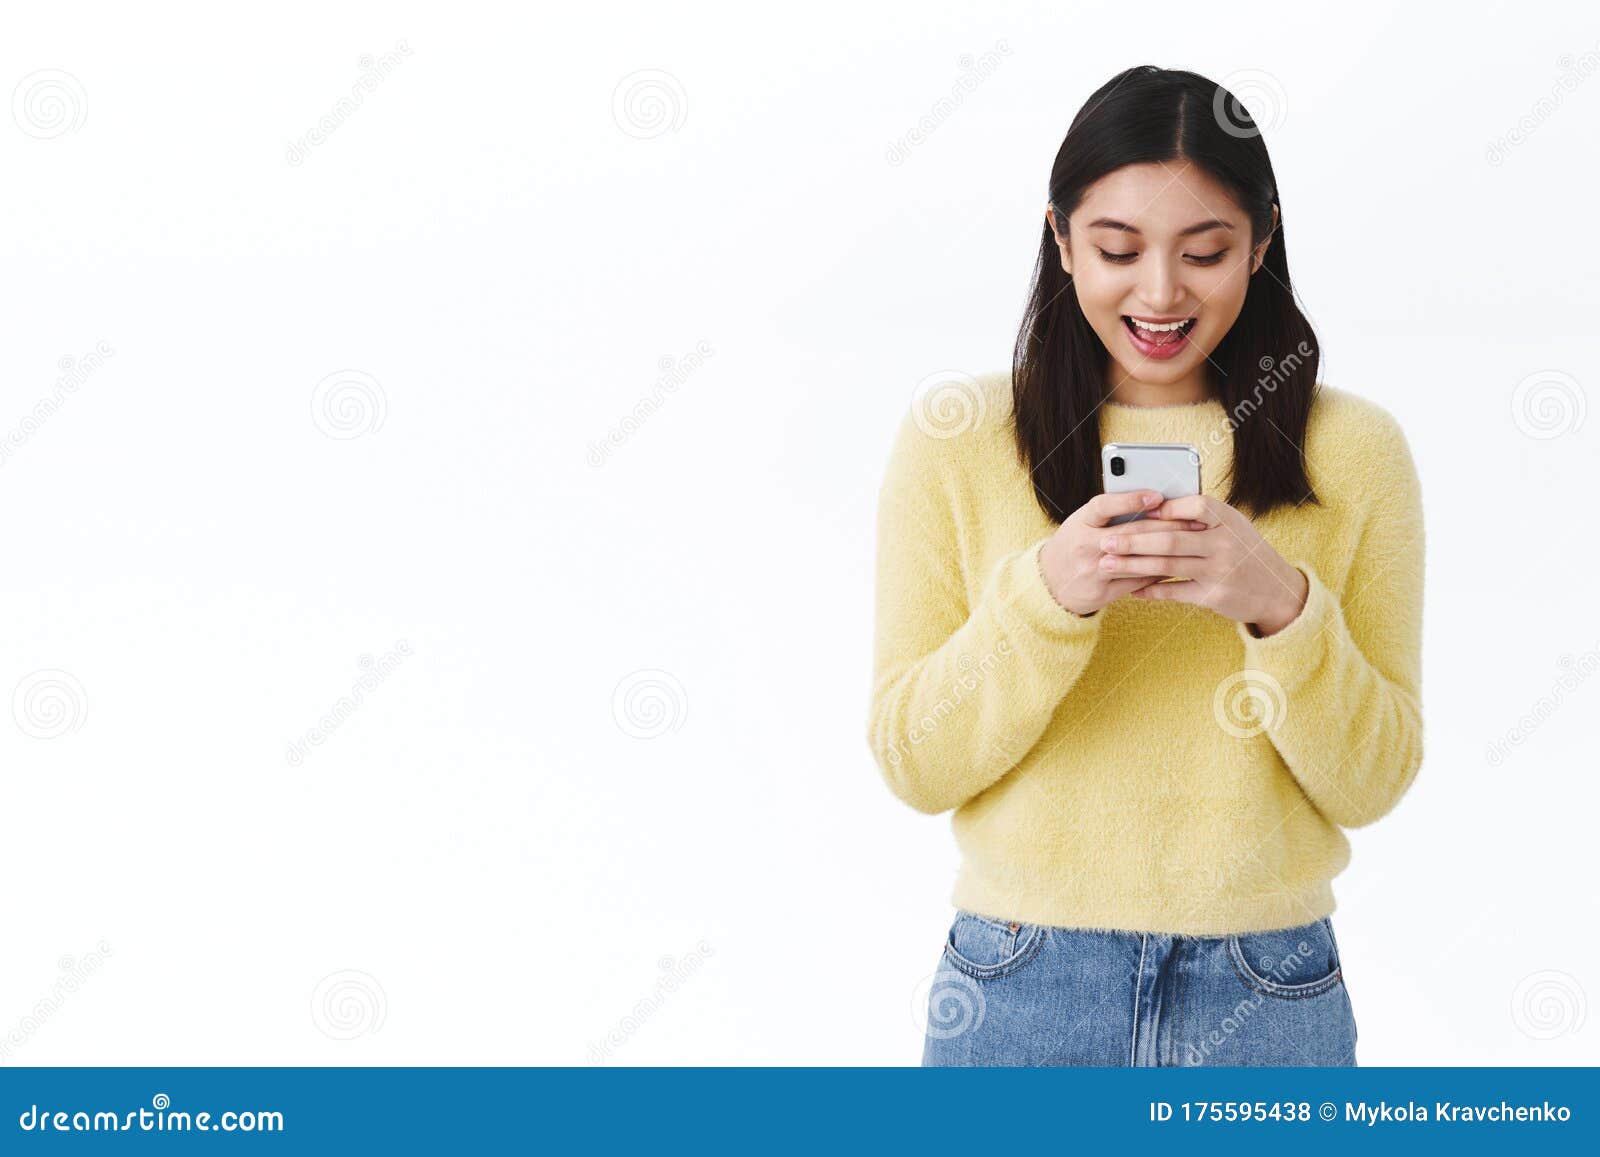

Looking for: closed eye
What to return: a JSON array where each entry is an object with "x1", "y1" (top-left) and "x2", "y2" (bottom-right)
[{"x1": 1096, "y1": 248, "x2": 1229, "y2": 266}]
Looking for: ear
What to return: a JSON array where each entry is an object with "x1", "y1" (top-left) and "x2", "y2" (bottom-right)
[
  {"x1": 1250, "y1": 204, "x2": 1280, "y2": 275},
  {"x1": 1046, "y1": 206, "x2": 1072, "y2": 276}
]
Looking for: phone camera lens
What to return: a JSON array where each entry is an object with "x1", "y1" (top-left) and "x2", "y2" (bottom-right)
[{"x1": 1109, "y1": 456, "x2": 1125, "y2": 477}]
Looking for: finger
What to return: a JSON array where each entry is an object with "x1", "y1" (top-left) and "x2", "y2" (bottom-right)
[
  {"x1": 1081, "y1": 489, "x2": 1164, "y2": 527},
  {"x1": 1098, "y1": 529, "x2": 1210, "y2": 557},
  {"x1": 1102, "y1": 575, "x2": 1163, "y2": 597},
  {"x1": 1151, "y1": 494, "x2": 1222, "y2": 525},
  {"x1": 1099, "y1": 554, "x2": 1200, "y2": 578},
  {"x1": 1108, "y1": 518, "x2": 1208, "y2": 538},
  {"x1": 1132, "y1": 577, "x2": 1198, "y2": 601}
]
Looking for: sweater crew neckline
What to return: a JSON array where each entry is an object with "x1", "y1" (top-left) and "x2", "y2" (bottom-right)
[{"x1": 1103, "y1": 394, "x2": 1220, "y2": 409}]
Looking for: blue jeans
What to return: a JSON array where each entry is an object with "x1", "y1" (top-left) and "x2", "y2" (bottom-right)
[{"x1": 921, "y1": 911, "x2": 1358, "y2": 1066}]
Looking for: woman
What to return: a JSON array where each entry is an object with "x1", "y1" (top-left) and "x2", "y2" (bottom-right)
[{"x1": 866, "y1": 65, "x2": 1424, "y2": 1066}]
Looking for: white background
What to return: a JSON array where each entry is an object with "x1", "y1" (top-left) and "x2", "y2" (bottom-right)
[{"x1": 0, "y1": 0, "x2": 1596, "y2": 1066}]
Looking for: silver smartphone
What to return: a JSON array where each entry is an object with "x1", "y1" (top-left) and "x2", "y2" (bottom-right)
[{"x1": 1101, "y1": 442, "x2": 1202, "y2": 525}]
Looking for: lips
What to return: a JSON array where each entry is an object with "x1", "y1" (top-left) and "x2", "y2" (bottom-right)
[{"x1": 1122, "y1": 315, "x2": 1196, "y2": 360}]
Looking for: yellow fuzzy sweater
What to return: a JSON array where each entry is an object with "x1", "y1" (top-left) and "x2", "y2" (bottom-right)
[{"x1": 866, "y1": 373, "x2": 1424, "y2": 935}]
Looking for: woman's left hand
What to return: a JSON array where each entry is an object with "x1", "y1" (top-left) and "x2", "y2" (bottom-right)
[{"x1": 1095, "y1": 494, "x2": 1309, "y2": 637}]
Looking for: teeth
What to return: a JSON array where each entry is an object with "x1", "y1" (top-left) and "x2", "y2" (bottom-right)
[{"x1": 1127, "y1": 317, "x2": 1193, "y2": 332}]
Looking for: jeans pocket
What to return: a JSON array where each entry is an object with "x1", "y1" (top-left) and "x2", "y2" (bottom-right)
[
  {"x1": 1228, "y1": 916, "x2": 1343, "y2": 999},
  {"x1": 941, "y1": 910, "x2": 1046, "y2": 981}
]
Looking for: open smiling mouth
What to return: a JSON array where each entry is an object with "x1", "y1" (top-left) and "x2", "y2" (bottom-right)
[{"x1": 1122, "y1": 315, "x2": 1196, "y2": 359}]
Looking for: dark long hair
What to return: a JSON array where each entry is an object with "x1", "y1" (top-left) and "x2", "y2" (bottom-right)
[{"x1": 1012, "y1": 65, "x2": 1320, "y2": 522}]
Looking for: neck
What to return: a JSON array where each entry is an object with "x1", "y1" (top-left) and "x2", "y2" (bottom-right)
[{"x1": 1106, "y1": 365, "x2": 1212, "y2": 407}]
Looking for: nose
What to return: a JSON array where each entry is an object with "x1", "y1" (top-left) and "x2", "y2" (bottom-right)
[{"x1": 1137, "y1": 253, "x2": 1188, "y2": 314}]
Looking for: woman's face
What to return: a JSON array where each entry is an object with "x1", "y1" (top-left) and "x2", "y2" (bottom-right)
[{"x1": 1047, "y1": 160, "x2": 1276, "y2": 404}]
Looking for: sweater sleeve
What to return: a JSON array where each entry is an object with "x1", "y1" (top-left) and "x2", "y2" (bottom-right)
[
  {"x1": 866, "y1": 411, "x2": 1104, "y2": 815},
  {"x1": 1236, "y1": 412, "x2": 1425, "y2": 828}
]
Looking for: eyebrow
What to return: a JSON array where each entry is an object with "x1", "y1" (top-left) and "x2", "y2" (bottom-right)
[{"x1": 1085, "y1": 217, "x2": 1234, "y2": 237}]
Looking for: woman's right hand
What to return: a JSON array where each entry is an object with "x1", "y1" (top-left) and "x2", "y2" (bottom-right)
[{"x1": 1038, "y1": 490, "x2": 1207, "y2": 617}]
